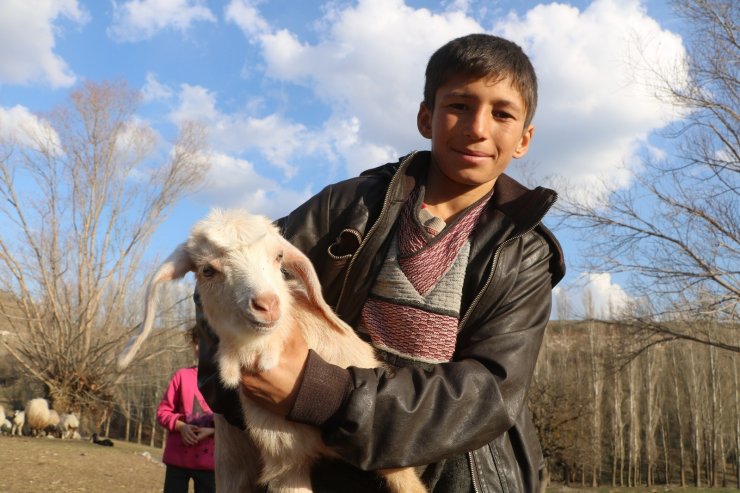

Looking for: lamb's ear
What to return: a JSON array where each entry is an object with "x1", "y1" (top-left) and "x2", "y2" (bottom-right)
[
  {"x1": 117, "y1": 243, "x2": 195, "y2": 371},
  {"x1": 279, "y1": 237, "x2": 348, "y2": 334}
]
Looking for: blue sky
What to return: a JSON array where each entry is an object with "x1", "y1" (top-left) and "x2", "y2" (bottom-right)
[{"x1": 0, "y1": 0, "x2": 690, "y2": 317}]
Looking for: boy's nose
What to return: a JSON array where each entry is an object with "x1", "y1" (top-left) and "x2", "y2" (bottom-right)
[{"x1": 465, "y1": 110, "x2": 489, "y2": 138}]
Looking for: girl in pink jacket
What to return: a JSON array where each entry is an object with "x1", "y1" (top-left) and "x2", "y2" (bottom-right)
[{"x1": 157, "y1": 327, "x2": 215, "y2": 493}]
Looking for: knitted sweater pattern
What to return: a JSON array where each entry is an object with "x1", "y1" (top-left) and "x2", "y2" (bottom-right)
[{"x1": 361, "y1": 187, "x2": 490, "y2": 364}]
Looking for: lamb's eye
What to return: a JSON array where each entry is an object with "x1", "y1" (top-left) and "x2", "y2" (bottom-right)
[
  {"x1": 201, "y1": 265, "x2": 216, "y2": 278},
  {"x1": 276, "y1": 251, "x2": 284, "y2": 263}
]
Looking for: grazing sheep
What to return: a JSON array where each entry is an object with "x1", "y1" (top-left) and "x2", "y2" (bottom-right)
[
  {"x1": 11, "y1": 410, "x2": 24, "y2": 436},
  {"x1": 45, "y1": 409, "x2": 60, "y2": 437},
  {"x1": 118, "y1": 209, "x2": 426, "y2": 493},
  {"x1": 25, "y1": 398, "x2": 59, "y2": 437},
  {"x1": 1, "y1": 418, "x2": 11, "y2": 435},
  {"x1": 0, "y1": 405, "x2": 5, "y2": 426},
  {"x1": 58, "y1": 413, "x2": 80, "y2": 439},
  {"x1": 91, "y1": 433, "x2": 114, "y2": 446}
]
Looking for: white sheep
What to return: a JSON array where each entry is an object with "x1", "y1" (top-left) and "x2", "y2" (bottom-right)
[
  {"x1": 58, "y1": 413, "x2": 80, "y2": 439},
  {"x1": 45, "y1": 409, "x2": 60, "y2": 436},
  {"x1": 118, "y1": 209, "x2": 426, "y2": 493},
  {"x1": 1, "y1": 418, "x2": 11, "y2": 435},
  {"x1": 11, "y1": 410, "x2": 24, "y2": 436},
  {"x1": 25, "y1": 398, "x2": 57, "y2": 437}
]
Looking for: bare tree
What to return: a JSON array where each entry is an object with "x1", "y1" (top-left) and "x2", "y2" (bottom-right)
[
  {"x1": 0, "y1": 80, "x2": 209, "y2": 420},
  {"x1": 556, "y1": 0, "x2": 739, "y2": 351}
]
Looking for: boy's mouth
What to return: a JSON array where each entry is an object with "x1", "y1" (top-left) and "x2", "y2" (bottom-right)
[{"x1": 455, "y1": 147, "x2": 494, "y2": 159}]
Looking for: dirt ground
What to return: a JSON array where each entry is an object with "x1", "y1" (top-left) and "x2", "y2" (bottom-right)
[{"x1": 1, "y1": 435, "x2": 167, "y2": 493}]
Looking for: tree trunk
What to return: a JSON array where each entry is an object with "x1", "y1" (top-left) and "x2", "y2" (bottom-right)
[
  {"x1": 734, "y1": 357, "x2": 740, "y2": 489},
  {"x1": 124, "y1": 403, "x2": 131, "y2": 443},
  {"x1": 670, "y1": 347, "x2": 687, "y2": 487},
  {"x1": 661, "y1": 421, "x2": 670, "y2": 485},
  {"x1": 136, "y1": 415, "x2": 143, "y2": 444},
  {"x1": 688, "y1": 350, "x2": 702, "y2": 487},
  {"x1": 589, "y1": 321, "x2": 602, "y2": 487}
]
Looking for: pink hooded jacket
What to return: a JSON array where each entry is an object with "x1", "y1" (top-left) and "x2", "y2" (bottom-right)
[{"x1": 157, "y1": 366, "x2": 215, "y2": 471}]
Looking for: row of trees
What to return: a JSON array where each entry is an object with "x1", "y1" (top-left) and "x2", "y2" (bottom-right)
[
  {"x1": 534, "y1": 0, "x2": 738, "y2": 486},
  {"x1": 531, "y1": 318, "x2": 740, "y2": 488}
]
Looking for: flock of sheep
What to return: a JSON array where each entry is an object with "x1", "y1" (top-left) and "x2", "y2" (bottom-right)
[{"x1": 0, "y1": 398, "x2": 80, "y2": 440}]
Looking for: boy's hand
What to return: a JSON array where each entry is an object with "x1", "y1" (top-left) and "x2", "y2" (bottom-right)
[{"x1": 240, "y1": 327, "x2": 309, "y2": 416}]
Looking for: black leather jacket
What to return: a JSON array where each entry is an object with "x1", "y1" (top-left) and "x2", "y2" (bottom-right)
[{"x1": 197, "y1": 151, "x2": 565, "y2": 492}]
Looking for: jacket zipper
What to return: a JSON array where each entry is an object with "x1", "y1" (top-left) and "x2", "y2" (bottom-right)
[
  {"x1": 335, "y1": 152, "x2": 416, "y2": 310},
  {"x1": 468, "y1": 451, "x2": 482, "y2": 493},
  {"x1": 461, "y1": 194, "x2": 556, "y2": 491},
  {"x1": 458, "y1": 194, "x2": 557, "y2": 331}
]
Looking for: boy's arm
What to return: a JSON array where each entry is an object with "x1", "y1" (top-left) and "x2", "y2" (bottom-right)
[{"x1": 284, "y1": 231, "x2": 554, "y2": 470}]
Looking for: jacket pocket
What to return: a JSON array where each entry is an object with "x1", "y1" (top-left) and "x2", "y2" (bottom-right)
[
  {"x1": 328, "y1": 228, "x2": 363, "y2": 259},
  {"x1": 321, "y1": 228, "x2": 363, "y2": 306}
]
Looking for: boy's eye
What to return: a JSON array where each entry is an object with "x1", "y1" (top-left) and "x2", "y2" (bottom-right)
[
  {"x1": 493, "y1": 111, "x2": 514, "y2": 120},
  {"x1": 448, "y1": 103, "x2": 468, "y2": 111}
]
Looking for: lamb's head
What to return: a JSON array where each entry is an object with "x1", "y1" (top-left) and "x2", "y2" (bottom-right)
[
  {"x1": 187, "y1": 209, "x2": 292, "y2": 338},
  {"x1": 117, "y1": 208, "x2": 332, "y2": 371}
]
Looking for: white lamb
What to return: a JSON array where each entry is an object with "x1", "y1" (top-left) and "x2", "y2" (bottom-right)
[
  {"x1": 118, "y1": 209, "x2": 425, "y2": 493},
  {"x1": 11, "y1": 410, "x2": 24, "y2": 436},
  {"x1": 58, "y1": 413, "x2": 80, "y2": 439}
]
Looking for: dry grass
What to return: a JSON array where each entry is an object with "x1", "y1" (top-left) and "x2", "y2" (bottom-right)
[{"x1": 2, "y1": 435, "x2": 165, "y2": 493}]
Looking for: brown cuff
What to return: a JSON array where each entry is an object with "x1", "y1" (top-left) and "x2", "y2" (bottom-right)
[{"x1": 286, "y1": 349, "x2": 353, "y2": 427}]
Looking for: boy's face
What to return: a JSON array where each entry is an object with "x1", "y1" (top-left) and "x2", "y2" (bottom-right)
[{"x1": 417, "y1": 74, "x2": 534, "y2": 197}]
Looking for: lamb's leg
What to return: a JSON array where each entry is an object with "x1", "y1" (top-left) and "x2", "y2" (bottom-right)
[
  {"x1": 266, "y1": 465, "x2": 312, "y2": 493},
  {"x1": 379, "y1": 467, "x2": 427, "y2": 493},
  {"x1": 214, "y1": 414, "x2": 261, "y2": 492}
]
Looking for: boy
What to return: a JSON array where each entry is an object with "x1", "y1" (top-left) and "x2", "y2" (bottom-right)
[{"x1": 197, "y1": 33, "x2": 564, "y2": 492}]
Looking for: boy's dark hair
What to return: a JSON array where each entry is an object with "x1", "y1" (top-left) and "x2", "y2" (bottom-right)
[{"x1": 423, "y1": 33, "x2": 538, "y2": 128}]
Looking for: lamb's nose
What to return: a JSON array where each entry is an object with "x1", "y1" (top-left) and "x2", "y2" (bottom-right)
[{"x1": 251, "y1": 293, "x2": 280, "y2": 322}]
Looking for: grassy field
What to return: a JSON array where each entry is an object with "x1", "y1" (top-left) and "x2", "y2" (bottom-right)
[
  {"x1": 2, "y1": 435, "x2": 738, "y2": 492},
  {"x1": 2, "y1": 435, "x2": 166, "y2": 493}
]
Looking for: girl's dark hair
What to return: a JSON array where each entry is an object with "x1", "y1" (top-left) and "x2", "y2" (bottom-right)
[
  {"x1": 423, "y1": 34, "x2": 538, "y2": 128},
  {"x1": 187, "y1": 325, "x2": 199, "y2": 345}
]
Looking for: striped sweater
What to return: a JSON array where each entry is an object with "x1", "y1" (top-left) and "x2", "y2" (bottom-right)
[{"x1": 360, "y1": 186, "x2": 491, "y2": 364}]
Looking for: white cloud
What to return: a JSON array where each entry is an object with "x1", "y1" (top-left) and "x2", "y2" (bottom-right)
[
  {"x1": 141, "y1": 72, "x2": 174, "y2": 102},
  {"x1": 169, "y1": 83, "x2": 316, "y2": 178},
  {"x1": 226, "y1": 0, "x2": 687, "y2": 204},
  {"x1": 553, "y1": 272, "x2": 632, "y2": 319},
  {"x1": 199, "y1": 153, "x2": 311, "y2": 220},
  {"x1": 0, "y1": 105, "x2": 59, "y2": 149},
  {"x1": 109, "y1": 0, "x2": 216, "y2": 42},
  {"x1": 497, "y1": 0, "x2": 687, "y2": 201},
  {"x1": 227, "y1": 0, "x2": 481, "y2": 162},
  {"x1": 0, "y1": 0, "x2": 87, "y2": 87},
  {"x1": 224, "y1": 0, "x2": 271, "y2": 37}
]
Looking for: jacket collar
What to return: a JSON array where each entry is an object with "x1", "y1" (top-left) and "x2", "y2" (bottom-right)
[
  {"x1": 393, "y1": 151, "x2": 564, "y2": 286},
  {"x1": 387, "y1": 151, "x2": 558, "y2": 235}
]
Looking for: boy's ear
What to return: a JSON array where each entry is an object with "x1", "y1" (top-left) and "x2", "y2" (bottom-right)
[
  {"x1": 513, "y1": 124, "x2": 535, "y2": 159},
  {"x1": 417, "y1": 102, "x2": 432, "y2": 139}
]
